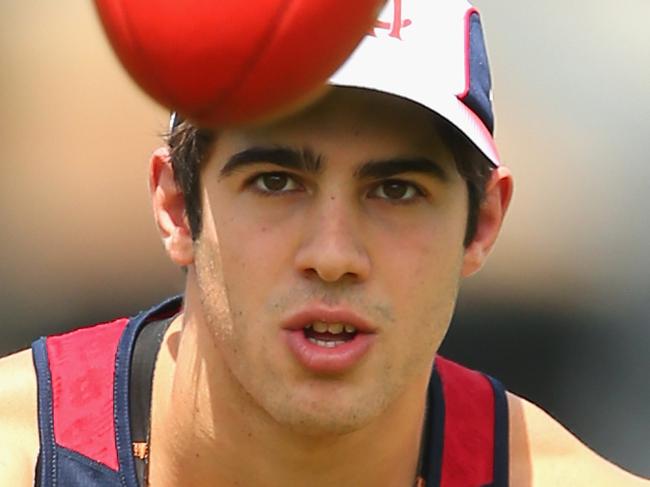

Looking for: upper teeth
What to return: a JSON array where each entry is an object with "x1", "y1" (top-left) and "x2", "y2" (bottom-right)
[{"x1": 308, "y1": 321, "x2": 357, "y2": 334}]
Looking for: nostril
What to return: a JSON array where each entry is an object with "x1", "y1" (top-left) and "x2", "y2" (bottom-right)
[
  {"x1": 294, "y1": 226, "x2": 371, "y2": 282},
  {"x1": 301, "y1": 267, "x2": 361, "y2": 284}
]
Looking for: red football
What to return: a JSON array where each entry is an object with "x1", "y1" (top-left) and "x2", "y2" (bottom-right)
[{"x1": 94, "y1": 0, "x2": 384, "y2": 126}]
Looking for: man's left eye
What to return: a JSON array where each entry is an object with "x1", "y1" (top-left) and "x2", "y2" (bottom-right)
[{"x1": 369, "y1": 180, "x2": 423, "y2": 201}]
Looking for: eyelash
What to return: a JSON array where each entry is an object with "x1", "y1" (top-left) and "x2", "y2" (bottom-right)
[
  {"x1": 244, "y1": 171, "x2": 426, "y2": 203},
  {"x1": 245, "y1": 171, "x2": 304, "y2": 196},
  {"x1": 367, "y1": 179, "x2": 426, "y2": 204}
]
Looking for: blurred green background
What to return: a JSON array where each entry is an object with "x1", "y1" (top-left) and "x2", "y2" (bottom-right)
[{"x1": 1, "y1": 0, "x2": 648, "y2": 477}]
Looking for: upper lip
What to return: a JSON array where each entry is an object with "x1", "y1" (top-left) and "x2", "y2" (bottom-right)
[{"x1": 282, "y1": 306, "x2": 377, "y2": 334}]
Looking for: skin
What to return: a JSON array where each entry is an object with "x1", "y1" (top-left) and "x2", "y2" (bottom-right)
[
  {"x1": 150, "y1": 89, "x2": 478, "y2": 486},
  {"x1": 0, "y1": 88, "x2": 647, "y2": 486}
]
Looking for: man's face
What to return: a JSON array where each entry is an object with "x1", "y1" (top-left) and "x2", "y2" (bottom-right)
[{"x1": 191, "y1": 88, "x2": 469, "y2": 435}]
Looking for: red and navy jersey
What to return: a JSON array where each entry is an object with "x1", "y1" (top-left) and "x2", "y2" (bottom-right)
[{"x1": 31, "y1": 296, "x2": 509, "y2": 486}]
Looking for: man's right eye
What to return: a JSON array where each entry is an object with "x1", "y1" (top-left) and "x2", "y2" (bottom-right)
[{"x1": 250, "y1": 172, "x2": 301, "y2": 194}]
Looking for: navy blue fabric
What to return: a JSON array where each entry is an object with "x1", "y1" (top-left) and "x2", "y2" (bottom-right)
[
  {"x1": 31, "y1": 296, "x2": 183, "y2": 487},
  {"x1": 32, "y1": 338, "x2": 56, "y2": 486},
  {"x1": 487, "y1": 375, "x2": 510, "y2": 487},
  {"x1": 421, "y1": 364, "x2": 445, "y2": 486},
  {"x1": 421, "y1": 364, "x2": 510, "y2": 487},
  {"x1": 57, "y1": 447, "x2": 121, "y2": 486},
  {"x1": 114, "y1": 296, "x2": 183, "y2": 487},
  {"x1": 461, "y1": 12, "x2": 495, "y2": 134},
  {"x1": 34, "y1": 336, "x2": 121, "y2": 486},
  {"x1": 33, "y1": 295, "x2": 509, "y2": 487}
]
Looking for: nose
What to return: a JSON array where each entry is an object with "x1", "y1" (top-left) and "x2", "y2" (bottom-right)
[{"x1": 294, "y1": 196, "x2": 371, "y2": 283}]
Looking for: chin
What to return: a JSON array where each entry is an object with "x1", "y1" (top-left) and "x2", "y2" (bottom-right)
[
  {"x1": 260, "y1": 383, "x2": 392, "y2": 438},
  {"x1": 275, "y1": 406, "x2": 376, "y2": 438}
]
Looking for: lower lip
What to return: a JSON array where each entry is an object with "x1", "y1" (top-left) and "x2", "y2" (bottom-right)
[{"x1": 283, "y1": 329, "x2": 375, "y2": 374}]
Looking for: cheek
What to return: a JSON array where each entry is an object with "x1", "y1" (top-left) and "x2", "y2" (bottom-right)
[
  {"x1": 214, "y1": 188, "x2": 303, "y2": 275},
  {"x1": 206, "y1": 204, "x2": 302, "y2": 347},
  {"x1": 216, "y1": 216, "x2": 292, "y2": 302},
  {"x1": 373, "y1": 213, "x2": 466, "y2": 356},
  {"x1": 376, "y1": 207, "x2": 466, "y2": 298}
]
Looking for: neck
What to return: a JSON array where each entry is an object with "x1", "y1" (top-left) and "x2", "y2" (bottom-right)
[{"x1": 149, "y1": 293, "x2": 431, "y2": 487}]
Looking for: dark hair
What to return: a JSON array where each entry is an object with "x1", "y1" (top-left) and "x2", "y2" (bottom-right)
[
  {"x1": 435, "y1": 119, "x2": 494, "y2": 246},
  {"x1": 166, "y1": 119, "x2": 493, "y2": 247},
  {"x1": 167, "y1": 123, "x2": 216, "y2": 238}
]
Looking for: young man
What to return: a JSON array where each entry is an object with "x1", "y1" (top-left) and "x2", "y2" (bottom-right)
[{"x1": 0, "y1": 1, "x2": 648, "y2": 486}]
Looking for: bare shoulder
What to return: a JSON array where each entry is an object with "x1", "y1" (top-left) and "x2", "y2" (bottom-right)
[
  {"x1": 507, "y1": 391, "x2": 650, "y2": 487},
  {"x1": 0, "y1": 348, "x2": 40, "y2": 485}
]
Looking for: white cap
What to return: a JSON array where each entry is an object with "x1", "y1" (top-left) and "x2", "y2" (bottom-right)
[{"x1": 330, "y1": 0, "x2": 500, "y2": 166}]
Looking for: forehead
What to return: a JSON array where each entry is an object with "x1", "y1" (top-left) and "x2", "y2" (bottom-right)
[{"x1": 213, "y1": 87, "x2": 457, "y2": 171}]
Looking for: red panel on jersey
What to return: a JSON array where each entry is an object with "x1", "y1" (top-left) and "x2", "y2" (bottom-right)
[
  {"x1": 47, "y1": 318, "x2": 129, "y2": 471},
  {"x1": 436, "y1": 356, "x2": 495, "y2": 487}
]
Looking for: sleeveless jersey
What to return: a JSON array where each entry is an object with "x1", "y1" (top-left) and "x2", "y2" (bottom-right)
[{"x1": 31, "y1": 296, "x2": 509, "y2": 486}]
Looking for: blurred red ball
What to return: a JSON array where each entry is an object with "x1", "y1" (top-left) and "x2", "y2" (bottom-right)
[{"x1": 94, "y1": 0, "x2": 384, "y2": 127}]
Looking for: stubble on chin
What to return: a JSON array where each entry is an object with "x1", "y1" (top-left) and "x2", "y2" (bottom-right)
[{"x1": 188, "y1": 237, "x2": 453, "y2": 439}]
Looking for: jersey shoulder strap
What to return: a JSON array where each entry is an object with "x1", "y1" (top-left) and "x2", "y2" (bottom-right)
[
  {"x1": 32, "y1": 317, "x2": 129, "y2": 485},
  {"x1": 31, "y1": 295, "x2": 183, "y2": 487},
  {"x1": 421, "y1": 356, "x2": 509, "y2": 487}
]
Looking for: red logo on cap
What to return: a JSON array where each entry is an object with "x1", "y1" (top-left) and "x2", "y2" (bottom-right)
[{"x1": 369, "y1": 0, "x2": 412, "y2": 40}]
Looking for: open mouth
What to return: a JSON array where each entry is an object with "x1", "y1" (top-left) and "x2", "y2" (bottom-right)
[
  {"x1": 282, "y1": 308, "x2": 375, "y2": 373},
  {"x1": 303, "y1": 321, "x2": 358, "y2": 348}
]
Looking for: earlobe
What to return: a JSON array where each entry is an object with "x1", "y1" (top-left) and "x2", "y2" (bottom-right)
[
  {"x1": 149, "y1": 147, "x2": 194, "y2": 266},
  {"x1": 461, "y1": 166, "x2": 514, "y2": 277}
]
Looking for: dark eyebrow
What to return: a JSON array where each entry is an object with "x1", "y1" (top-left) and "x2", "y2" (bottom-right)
[
  {"x1": 354, "y1": 157, "x2": 449, "y2": 182},
  {"x1": 219, "y1": 146, "x2": 323, "y2": 178}
]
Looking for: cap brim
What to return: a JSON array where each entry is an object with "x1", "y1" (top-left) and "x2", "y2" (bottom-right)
[{"x1": 330, "y1": 83, "x2": 500, "y2": 166}]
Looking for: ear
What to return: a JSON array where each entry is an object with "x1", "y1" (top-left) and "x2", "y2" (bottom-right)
[
  {"x1": 461, "y1": 166, "x2": 514, "y2": 277},
  {"x1": 149, "y1": 147, "x2": 194, "y2": 266}
]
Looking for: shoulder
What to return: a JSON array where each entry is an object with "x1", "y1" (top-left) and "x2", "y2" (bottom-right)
[
  {"x1": 507, "y1": 391, "x2": 650, "y2": 486},
  {"x1": 0, "y1": 348, "x2": 40, "y2": 485}
]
